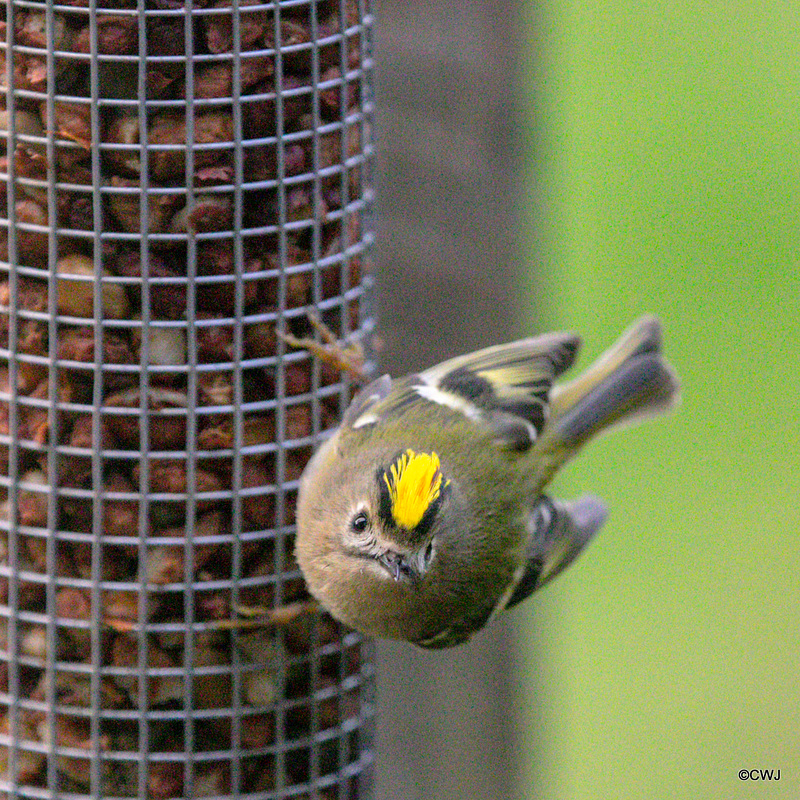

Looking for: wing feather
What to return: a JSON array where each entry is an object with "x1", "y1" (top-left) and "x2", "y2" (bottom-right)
[
  {"x1": 419, "y1": 332, "x2": 580, "y2": 449},
  {"x1": 342, "y1": 332, "x2": 581, "y2": 452}
]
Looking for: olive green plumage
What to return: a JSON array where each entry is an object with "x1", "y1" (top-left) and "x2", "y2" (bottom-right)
[{"x1": 295, "y1": 315, "x2": 680, "y2": 648}]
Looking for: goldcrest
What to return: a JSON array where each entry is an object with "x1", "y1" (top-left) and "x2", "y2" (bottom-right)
[{"x1": 295, "y1": 316, "x2": 680, "y2": 648}]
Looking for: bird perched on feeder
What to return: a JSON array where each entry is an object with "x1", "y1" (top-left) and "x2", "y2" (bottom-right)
[{"x1": 294, "y1": 315, "x2": 680, "y2": 648}]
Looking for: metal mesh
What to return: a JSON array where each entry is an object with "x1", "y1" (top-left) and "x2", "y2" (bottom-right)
[{"x1": 0, "y1": 1, "x2": 375, "y2": 797}]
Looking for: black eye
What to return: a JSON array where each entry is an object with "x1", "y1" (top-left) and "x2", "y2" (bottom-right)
[
  {"x1": 423, "y1": 541, "x2": 434, "y2": 564},
  {"x1": 350, "y1": 512, "x2": 369, "y2": 533}
]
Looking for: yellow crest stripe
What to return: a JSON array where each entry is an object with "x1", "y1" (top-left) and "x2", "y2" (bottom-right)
[{"x1": 383, "y1": 449, "x2": 447, "y2": 530}]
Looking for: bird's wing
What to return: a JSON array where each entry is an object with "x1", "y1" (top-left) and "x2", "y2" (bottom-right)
[
  {"x1": 503, "y1": 494, "x2": 608, "y2": 609},
  {"x1": 342, "y1": 332, "x2": 580, "y2": 451},
  {"x1": 340, "y1": 373, "x2": 393, "y2": 428},
  {"x1": 342, "y1": 333, "x2": 580, "y2": 449}
]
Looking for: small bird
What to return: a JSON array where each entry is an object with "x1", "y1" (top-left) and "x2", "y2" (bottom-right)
[{"x1": 295, "y1": 316, "x2": 680, "y2": 648}]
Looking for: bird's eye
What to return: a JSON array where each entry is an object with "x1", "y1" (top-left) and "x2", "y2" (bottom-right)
[
  {"x1": 350, "y1": 511, "x2": 369, "y2": 533},
  {"x1": 423, "y1": 541, "x2": 434, "y2": 564}
]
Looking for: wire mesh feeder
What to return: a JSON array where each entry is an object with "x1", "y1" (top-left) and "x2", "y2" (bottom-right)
[{"x1": 0, "y1": 0, "x2": 376, "y2": 797}]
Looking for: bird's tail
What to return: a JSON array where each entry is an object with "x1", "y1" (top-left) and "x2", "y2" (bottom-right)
[{"x1": 532, "y1": 315, "x2": 680, "y2": 475}]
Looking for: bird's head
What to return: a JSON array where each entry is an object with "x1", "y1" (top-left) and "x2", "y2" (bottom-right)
[{"x1": 296, "y1": 445, "x2": 451, "y2": 613}]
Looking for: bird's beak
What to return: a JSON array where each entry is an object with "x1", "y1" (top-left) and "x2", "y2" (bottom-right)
[
  {"x1": 378, "y1": 551, "x2": 403, "y2": 581},
  {"x1": 378, "y1": 551, "x2": 416, "y2": 583}
]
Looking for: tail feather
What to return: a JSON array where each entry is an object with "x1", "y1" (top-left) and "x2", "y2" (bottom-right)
[{"x1": 537, "y1": 315, "x2": 680, "y2": 454}]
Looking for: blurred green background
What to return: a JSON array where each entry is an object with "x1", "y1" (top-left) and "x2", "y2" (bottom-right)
[{"x1": 515, "y1": 2, "x2": 800, "y2": 798}]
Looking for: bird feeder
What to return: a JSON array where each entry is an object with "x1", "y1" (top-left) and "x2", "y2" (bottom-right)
[{"x1": 0, "y1": 1, "x2": 375, "y2": 797}]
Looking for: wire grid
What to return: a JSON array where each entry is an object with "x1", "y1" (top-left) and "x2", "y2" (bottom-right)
[{"x1": 0, "y1": 0, "x2": 376, "y2": 797}]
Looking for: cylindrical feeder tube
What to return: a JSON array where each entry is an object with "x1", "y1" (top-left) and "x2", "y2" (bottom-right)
[{"x1": 0, "y1": 1, "x2": 375, "y2": 797}]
